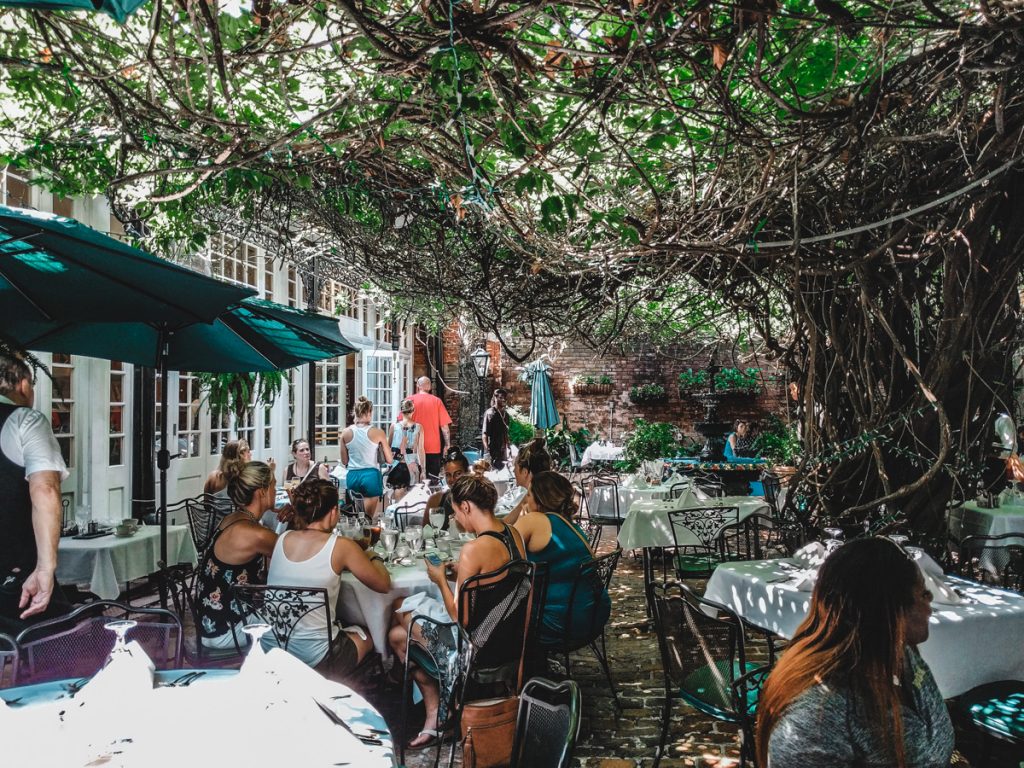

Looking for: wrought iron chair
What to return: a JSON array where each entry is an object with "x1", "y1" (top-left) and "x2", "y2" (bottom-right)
[
  {"x1": 956, "y1": 533, "x2": 1024, "y2": 590},
  {"x1": 509, "y1": 677, "x2": 582, "y2": 768},
  {"x1": 160, "y1": 563, "x2": 247, "y2": 668},
  {"x1": 346, "y1": 489, "x2": 368, "y2": 518},
  {"x1": 392, "y1": 500, "x2": 427, "y2": 531},
  {"x1": 401, "y1": 559, "x2": 536, "y2": 768},
  {"x1": 230, "y1": 584, "x2": 332, "y2": 660},
  {"x1": 588, "y1": 477, "x2": 625, "y2": 549},
  {"x1": 648, "y1": 580, "x2": 759, "y2": 768},
  {"x1": 731, "y1": 665, "x2": 772, "y2": 767},
  {"x1": 16, "y1": 600, "x2": 183, "y2": 685},
  {"x1": 185, "y1": 494, "x2": 232, "y2": 555},
  {"x1": 760, "y1": 471, "x2": 782, "y2": 515},
  {"x1": 0, "y1": 632, "x2": 18, "y2": 689},
  {"x1": 566, "y1": 442, "x2": 586, "y2": 485},
  {"x1": 545, "y1": 549, "x2": 621, "y2": 707},
  {"x1": 719, "y1": 513, "x2": 787, "y2": 562},
  {"x1": 693, "y1": 472, "x2": 725, "y2": 498},
  {"x1": 668, "y1": 506, "x2": 739, "y2": 578}
]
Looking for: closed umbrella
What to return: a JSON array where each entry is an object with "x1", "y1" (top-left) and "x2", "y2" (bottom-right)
[
  {"x1": 14, "y1": 297, "x2": 358, "y2": 571},
  {"x1": 0, "y1": 0, "x2": 147, "y2": 22},
  {"x1": 521, "y1": 358, "x2": 560, "y2": 431}
]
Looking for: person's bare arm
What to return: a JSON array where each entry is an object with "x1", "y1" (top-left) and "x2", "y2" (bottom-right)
[
  {"x1": 337, "y1": 538, "x2": 391, "y2": 592},
  {"x1": 415, "y1": 429, "x2": 425, "y2": 471},
  {"x1": 503, "y1": 495, "x2": 527, "y2": 526},
  {"x1": 441, "y1": 424, "x2": 451, "y2": 453},
  {"x1": 339, "y1": 429, "x2": 352, "y2": 466},
  {"x1": 22, "y1": 470, "x2": 62, "y2": 618}
]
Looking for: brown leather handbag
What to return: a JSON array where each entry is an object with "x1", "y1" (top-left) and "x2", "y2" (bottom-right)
[{"x1": 460, "y1": 695, "x2": 520, "y2": 768}]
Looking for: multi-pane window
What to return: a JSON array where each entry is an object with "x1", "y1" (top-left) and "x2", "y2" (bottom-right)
[
  {"x1": 50, "y1": 354, "x2": 74, "y2": 468},
  {"x1": 210, "y1": 408, "x2": 231, "y2": 455},
  {"x1": 210, "y1": 235, "x2": 271, "y2": 299},
  {"x1": 177, "y1": 373, "x2": 201, "y2": 458},
  {"x1": 335, "y1": 284, "x2": 359, "y2": 319},
  {"x1": 236, "y1": 408, "x2": 256, "y2": 453},
  {"x1": 364, "y1": 353, "x2": 394, "y2": 429},
  {"x1": 109, "y1": 362, "x2": 126, "y2": 466},
  {"x1": 316, "y1": 359, "x2": 342, "y2": 445},
  {"x1": 375, "y1": 320, "x2": 393, "y2": 345}
]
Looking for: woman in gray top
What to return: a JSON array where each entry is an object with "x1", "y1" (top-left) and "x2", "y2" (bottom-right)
[{"x1": 756, "y1": 537, "x2": 954, "y2": 768}]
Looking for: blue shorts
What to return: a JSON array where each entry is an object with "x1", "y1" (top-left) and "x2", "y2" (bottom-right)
[{"x1": 347, "y1": 468, "x2": 383, "y2": 498}]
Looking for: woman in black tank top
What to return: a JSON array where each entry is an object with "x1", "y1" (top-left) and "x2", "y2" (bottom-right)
[{"x1": 389, "y1": 474, "x2": 526, "y2": 750}]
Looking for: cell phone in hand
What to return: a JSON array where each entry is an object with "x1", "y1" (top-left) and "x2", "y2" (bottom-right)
[{"x1": 424, "y1": 553, "x2": 443, "y2": 566}]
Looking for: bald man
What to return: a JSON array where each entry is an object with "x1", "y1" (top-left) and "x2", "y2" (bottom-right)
[{"x1": 407, "y1": 376, "x2": 452, "y2": 478}]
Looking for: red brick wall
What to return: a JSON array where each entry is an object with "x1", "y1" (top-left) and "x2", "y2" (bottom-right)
[{"x1": 498, "y1": 342, "x2": 789, "y2": 442}]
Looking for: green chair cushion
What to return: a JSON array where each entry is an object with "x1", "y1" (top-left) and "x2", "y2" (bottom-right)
[
  {"x1": 959, "y1": 681, "x2": 1024, "y2": 743},
  {"x1": 679, "y1": 659, "x2": 758, "y2": 721},
  {"x1": 675, "y1": 552, "x2": 721, "y2": 575}
]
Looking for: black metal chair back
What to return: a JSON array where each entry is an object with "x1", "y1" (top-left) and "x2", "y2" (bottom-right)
[
  {"x1": 16, "y1": 600, "x2": 183, "y2": 684},
  {"x1": 564, "y1": 549, "x2": 619, "y2": 651},
  {"x1": 694, "y1": 472, "x2": 724, "y2": 498},
  {"x1": 230, "y1": 584, "x2": 332, "y2": 655},
  {"x1": 393, "y1": 501, "x2": 427, "y2": 531},
  {"x1": 668, "y1": 506, "x2": 739, "y2": 576},
  {"x1": 720, "y1": 513, "x2": 786, "y2": 562},
  {"x1": 0, "y1": 632, "x2": 18, "y2": 689},
  {"x1": 957, "y1": 533, "x2": 1024, "y2": 589},
  {"x1": 731, "y1": 664, "x2": 772, "y2": 767},
  {"x1": 347, "y1": 489, "x2": 367, "y2": 518},
  {"x1": 648, "y1": 580, "x2": 746, "y2": 718},
  {"x1": 186, "y1": 495, "x2": 232, "y2": 555},
  {"x1": 510, "y1": 677, "x2": 582, "y2": 768},
  {"x1": 458, "y1": 558, "x2": 535, "y2": 691},
  {"x1": 760, "y1": 471, "x2": 781, "y2": 514}
]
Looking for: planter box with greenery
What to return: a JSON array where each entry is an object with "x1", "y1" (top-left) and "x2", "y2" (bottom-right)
[
  {"x1": 713, "y1": 367, "x2": 762, "y2": 395},
  {"x1": 677, "y1": 368, "x2": 709, "y2": 396},
  {"x1": 571, "y1": 374, "x2": 613, "y2": 396},
  {"x1": 629, "y1": 383, "x2": 667, "y2": 404}
]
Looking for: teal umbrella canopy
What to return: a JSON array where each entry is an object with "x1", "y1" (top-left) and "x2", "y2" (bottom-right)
[
  {"x1": 0, "y1": 0, "x2": 147, "y2": 22},
  {"x1": 522, "y1": 358, "x2": 560, "y2": 431},
  {"x1": 0, "y1": 205, "x2": 254, "y2": 329},
  {"x1": 13, "y1": 297, "x2": 358, "y2": 372}
]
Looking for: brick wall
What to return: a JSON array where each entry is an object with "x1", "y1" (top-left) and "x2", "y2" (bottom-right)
[{"x1": 498, "y1": 341, "x2": 789, "y2": 442}]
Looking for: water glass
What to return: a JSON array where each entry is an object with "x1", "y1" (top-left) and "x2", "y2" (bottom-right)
[
  {"x1": 104, "y1": 619, "x2": 137, "y2": 663},
  {"x1": 887, "y1": 534, "x2": 909, "y2": 549},
  {"x1": 429, "y1": 509, "x2": 446, "y2": 531},
  {"x1": 405, "y1": 525, "x2": 423, "y2": 553},
  {"x1": 381, "y1": 527, "x2": 400, "y2": 563}
]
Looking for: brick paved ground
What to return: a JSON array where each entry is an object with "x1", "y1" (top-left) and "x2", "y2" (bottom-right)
[{"x1": 354, "y1": 537, "x2": 1023, "y2": 768}]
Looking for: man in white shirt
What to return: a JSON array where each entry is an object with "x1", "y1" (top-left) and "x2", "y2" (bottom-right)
[{"x1": 0, "y1": 352, "x2": 69, "y2": 633}]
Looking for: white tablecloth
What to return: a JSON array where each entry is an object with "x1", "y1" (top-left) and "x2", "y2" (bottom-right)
[
  {"x1": 618, "y1": 496, "x2": 771, "y2": 549},
  {"x1": 949, "y1": 501, "x2": 1024, "y2": 543},
  {"x1": 57, "y1": 525, "x2": 197, "y2": 600},
  {"x1": 338, "y1": 558, "x2": 443, "y2": 660},
  {"x1": 484, "y1": 468, "x2": 513, "y2": 497},
  {"x1": 580, "y1": 443, "x2": 625, "y2": 466},
  {"x1": 704, "y1": 558, "x2": 1024, "y2": 697},
  {"x1": 588, "y1": 483, "x2": 672, "y2": 519}
]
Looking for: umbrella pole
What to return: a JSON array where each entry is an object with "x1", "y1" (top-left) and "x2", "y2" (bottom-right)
[{"x1": 157, "y1": 335, "x2": 170, "y2": 608}]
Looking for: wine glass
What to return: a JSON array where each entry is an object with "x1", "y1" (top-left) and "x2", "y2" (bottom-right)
[
  {"x1": 824, "y1": 527, "x2": 844, "y2": 541},
  {"x1": 104, "y1": 619, "x2": 137, "y2": 662},
  {"x1": 405, "y1": 524, "x2": 423, "y2": 554},
  {"x1": 429, "y1": 508, "x2": 446, "y2": 533},
  {"x1": 904, "y1": 545, "x2": 924, "y2": 562},
  {"x1": 241, "y1": 623, "x2": 272, "y2": 666},
  {"x1": 887, "y1": 534, "x2": 909, "y2": 550},
  {"x1": 381, "y1": 526, "x2": 399, "y2": 563}
]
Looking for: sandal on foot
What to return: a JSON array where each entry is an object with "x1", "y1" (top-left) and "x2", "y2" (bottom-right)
[{"x1": 406, "y1": 729, "x2": 440, "y2": 751}]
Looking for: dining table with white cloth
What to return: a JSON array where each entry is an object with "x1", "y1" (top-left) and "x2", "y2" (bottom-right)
[
  {"x1": 337, "y1": 553, "x2": 445, "y2": 660},
  {"x1": 704, "y1": 556, "x2": 1024, "y2": 697},
  {"x1": 948, "y1": 500, "x2": 1024, "y2": 543},
  {"x1": 588, "y1": 478, "x2": 676, "y2": 520},
  {"x1": 580, "y1": 442, "x2": 625, "y2": 466},
  {"x1": 57, "y1": 524, "x2": 197, "y2": 600},
  {"x1": 618, "y1": 494, "x2": 772, "y2": 550},
  {"x1": 0, "y1": 645, "x2": 393, "y2": 767}
]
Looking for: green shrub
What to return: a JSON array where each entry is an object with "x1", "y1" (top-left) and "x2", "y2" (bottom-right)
[
  {"x1": 677, "y1": 368, "x2": 708, "y2": 390},
  {"x1": 544, "y1": 424, "x2": 593, "y2": 468},
  {"x1": 622, "y1": 419, "x2": 679, "y2": 468},
  {"x1": 506, "y1": 405, "x2": 537, "y2": 446},
  {"x1": 629, "y1": 383, "x2": 667, "y2": 402},
  {"x1": 714, "y1": 367, "x2": 761, "y2": 393},
  {"x1": 753, "y1": 414, "x2": 800, "y2": 464}
]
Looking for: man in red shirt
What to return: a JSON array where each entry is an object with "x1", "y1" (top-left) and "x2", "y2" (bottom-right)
[{"x1": 408, "y1": 376, "x2": 452, "y2": 478}]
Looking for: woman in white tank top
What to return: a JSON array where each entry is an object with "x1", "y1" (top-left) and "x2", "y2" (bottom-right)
[
  {"x1": 264, "y1": 479, "x2": 391, "y2": 673},
  {"x1": 340, "y1": 397, "x2": 393, "y2": 519}
]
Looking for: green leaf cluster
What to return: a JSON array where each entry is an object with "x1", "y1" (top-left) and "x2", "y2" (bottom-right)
[{"x1": 623, "y1": 419, "x2": 678, "y2": 465}]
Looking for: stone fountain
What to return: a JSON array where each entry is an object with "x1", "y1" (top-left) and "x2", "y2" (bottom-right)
[{"x1": 693, "y1": 351, "x2": 732, "y2": 462}]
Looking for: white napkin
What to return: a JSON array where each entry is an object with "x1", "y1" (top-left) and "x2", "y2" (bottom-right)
[{"x1": 792, "y1": 542, "x2": 826, "y2": 569}]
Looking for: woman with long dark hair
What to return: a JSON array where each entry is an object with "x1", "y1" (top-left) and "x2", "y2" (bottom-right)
[
  {"x1": 756, "y1": 537, "x2": 953, "y2": 767},
  {"x1": 503, "y1": 437, "x2": 552, "y2": 525}
]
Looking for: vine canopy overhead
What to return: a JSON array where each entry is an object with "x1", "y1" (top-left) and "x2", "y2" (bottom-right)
[{"x1": 1, "y1": 0, "x2": 1022, "y2": 344}]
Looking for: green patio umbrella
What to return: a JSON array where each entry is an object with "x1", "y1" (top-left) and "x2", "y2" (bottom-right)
[
  {"x1": 521, "y1": 358, "x2": 560, "y2": 431},
  {"x1": 12, "y1": 296, "x2": 358, "y2": 570},
  {"x1": 0, "y1": 205, "x2": 253, "y2": 328},
  {"x1": 0, "y1": 0, "x2": 148, "y2": 23}
]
